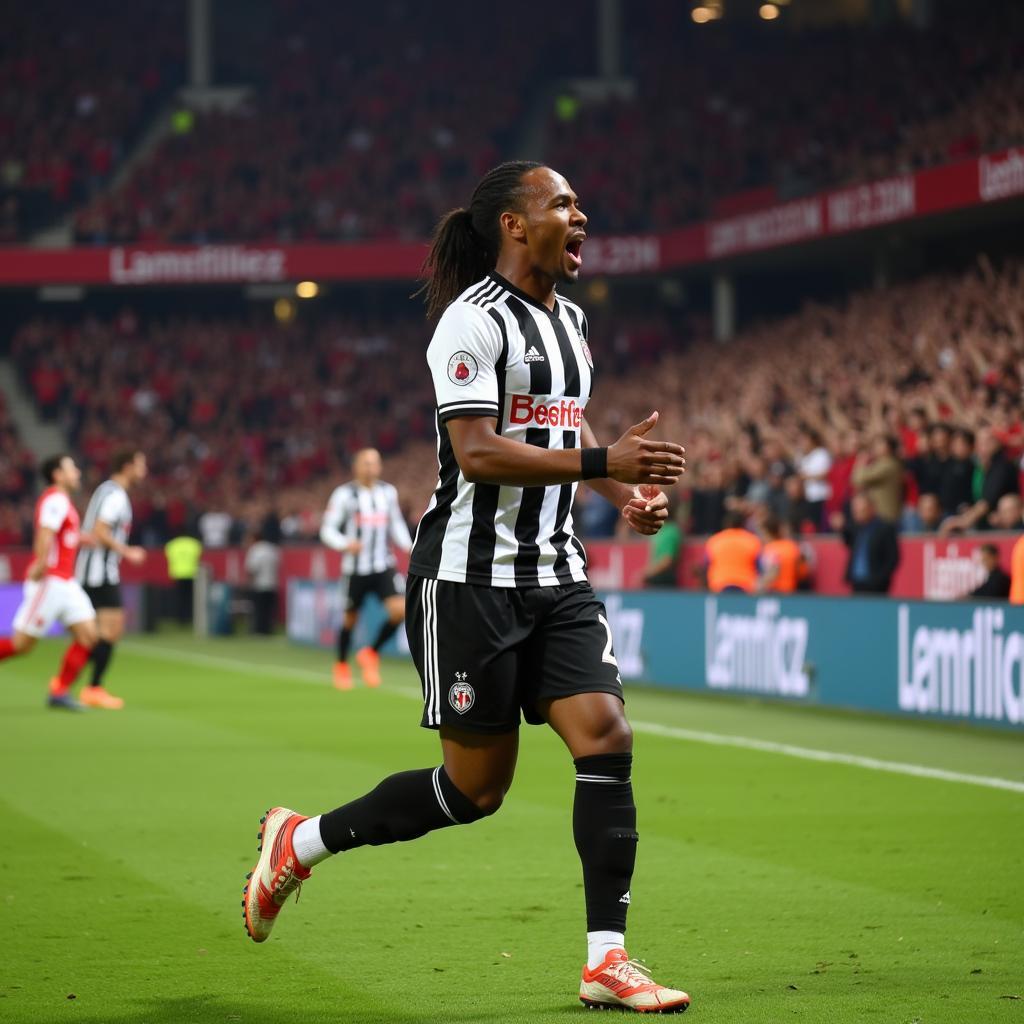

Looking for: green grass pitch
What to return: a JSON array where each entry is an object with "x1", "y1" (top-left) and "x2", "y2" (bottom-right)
[{"x1": 1, "y1": 633, "x2": 1021, "y2": 1023}]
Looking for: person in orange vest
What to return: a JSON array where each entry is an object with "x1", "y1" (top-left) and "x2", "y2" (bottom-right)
[
  {"x1": 758, "y1": 516, "x2": 805, "y2": 594},
  {"x1": 1011, "y1": 534, "x2": 1024, "y2": 605},
  {"x1": 705, "y1": 511, "x2": 761, "y2": 594}
]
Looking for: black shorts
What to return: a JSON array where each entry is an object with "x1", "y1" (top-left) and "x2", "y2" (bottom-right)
[
  {"x1": 406, "y1": 576, "x2": 623, "y2": 733},
  {"x1": 342, "y1": 571, "x2": 404, "y2": 613},
  {"x1": 83, "y1": 583, "x2": 122, "y2": 610}
]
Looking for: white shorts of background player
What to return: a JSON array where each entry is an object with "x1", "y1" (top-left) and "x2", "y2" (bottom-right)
[{"x1": 13, "y1": 578, "x2": 95, "y2": 638}]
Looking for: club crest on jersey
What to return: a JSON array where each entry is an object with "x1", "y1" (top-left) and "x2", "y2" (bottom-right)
[
  {"x1": 447, "y1": 351, "x2": 479, "y2": 386},
  {"x1": 576, "y1": 329, "x2": 594, "y2": 368},
  {"x1": 449, "y1": 672, "x2": 474, "y2": 714}
]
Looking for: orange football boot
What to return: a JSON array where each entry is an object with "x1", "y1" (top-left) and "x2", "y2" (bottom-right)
[
  {"x1": 354, "y1": 647, "x2": 381, "y2": 687},
  {"x1": 332, "y1": 661, "x2": 353, "y2": 690},
  {"x1": 242, "y1": 807, "x2": 310, "y2": 943},
  {"x1": 80, "y1": 686, "x2": 125, "y2": 710},
  {"x1": 580, "y1": 949, "x2": 690, "y2": 1013}
]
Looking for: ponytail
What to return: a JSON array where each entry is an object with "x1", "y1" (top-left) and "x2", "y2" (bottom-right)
[
  {"x1": 417, "y1": 208, "x2": 492, "y2": 321},
  {"x1": 416, "y1": 160, "x2": 543, "y2": 320}
]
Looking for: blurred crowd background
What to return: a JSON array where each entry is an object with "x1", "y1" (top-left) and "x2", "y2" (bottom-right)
[{"x1": 0, "y1": 0, "x2": 1021, "y2": 561}]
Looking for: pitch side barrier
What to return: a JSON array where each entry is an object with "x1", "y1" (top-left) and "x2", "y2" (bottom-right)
[
  {"x1": 284, "y1": 579, "x2": 1023, "y2": 731},
  {"x1": 286, "y1": 579, "x2": 408, "y2": 656},
  {"x1": 596, "y1": 591, "x2": 1024, "y2": 732},
  {"x1": 0, "y1": 534, "x2": 1015, "y2": 602}
]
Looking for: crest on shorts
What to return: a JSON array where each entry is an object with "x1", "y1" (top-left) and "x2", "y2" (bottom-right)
[
  {"x1": 449, "y1": 672, "x2": 474, "y2": 714},
  {"x1": 447, "y1": 351, "x2": 479, "y2": 386}
]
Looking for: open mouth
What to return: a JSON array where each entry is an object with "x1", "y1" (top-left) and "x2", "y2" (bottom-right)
[{"x1": 565, "y1": 236, "x2": 584, "y2": 268}]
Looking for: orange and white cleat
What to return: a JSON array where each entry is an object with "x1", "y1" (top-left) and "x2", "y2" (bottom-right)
[
  {"x1": 80, "y1": 686, "x2": 125, "y2": 710},
  {"x1": 354, "y1": 647, "x2": 381, "y2": 687},
  {"x1": 242, "y1": 807, "x2": 311, "y2": 943},
  {"x1": 580, "y1": 949, "x2": 690, "y2": 1013},
  {"x1": 332, "y1": 661, "x2": 353, "y2": 690}
]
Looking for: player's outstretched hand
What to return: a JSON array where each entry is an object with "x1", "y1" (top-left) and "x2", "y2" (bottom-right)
[
  {"x1": 607, "y1": 411, "x2": 685, "y2": 486},
  {"x1": 622, "y1": 485, "x2": 669, "y2": 536},
  {"x1": 124, "y1": 546, "x2": 146, "y2": 565}
]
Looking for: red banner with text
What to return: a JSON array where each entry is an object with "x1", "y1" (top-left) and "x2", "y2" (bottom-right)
[{"x1": 1, "y1": 148, "x2": 1020, "y2": 286}]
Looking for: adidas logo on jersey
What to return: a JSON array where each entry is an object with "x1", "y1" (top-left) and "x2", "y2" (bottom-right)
[{"x1": 524, "y1": 346, "x2": 546, "y2": 363}]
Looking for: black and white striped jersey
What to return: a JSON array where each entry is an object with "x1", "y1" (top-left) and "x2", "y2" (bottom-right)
[
  {"x1": 409, "y1": 271, "x2": 594, "y2": 588},
  {"x1": 320, "y1": 480, "x2": 413, "y2": 576},
  {"x1": 75, "y1": 479, "x2": 132, "y2": 587}
]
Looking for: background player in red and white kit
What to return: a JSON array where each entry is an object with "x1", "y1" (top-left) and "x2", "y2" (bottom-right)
[{"x1": 0, "y1": 454, "x2": 99, "y2": 710}]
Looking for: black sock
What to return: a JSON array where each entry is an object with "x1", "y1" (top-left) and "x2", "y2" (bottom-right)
[
  {"x1": 89, "y1": 639, "x2": 114, "y2": 687},
  {"x1": 337, "y1": 627, "x2": 352, "y2": 662},
  {"x1": 372, "y1": 619, "x2": 400, "y2": 652},
  {"x1": 574, "y1": 752, "x2": 637, "y2": 933},
  {"x1": 318, "y1": 766, "x2": 490, "y2": 853}
]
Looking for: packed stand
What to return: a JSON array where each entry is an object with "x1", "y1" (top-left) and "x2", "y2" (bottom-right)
[
  {"x1": 0, "y1": 396, "x2": 35, "y2": 544},
  {"x1": 0, "y1": 1, "x2": 183, "y2": 242},
  {"x1": 546, "y1": 2, "x2": 1024, "y2": 232},
  {"x1": 8, "y1": 307, "x2": 440, "y2": 546},
  {"x1": 6, "y1": 261, "x2": 1024, "y2": 549},
  {"x1": 581, "y1": 258, "x2": 1024, "y2": 540},
  {"x1": 73, "y1": 1, "x2": 591, "y2": 245}
]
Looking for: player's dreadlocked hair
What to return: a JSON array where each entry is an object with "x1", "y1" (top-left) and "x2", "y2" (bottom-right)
[{"x1": 416, "y1": 160, "x2": 543, "y2": 320}]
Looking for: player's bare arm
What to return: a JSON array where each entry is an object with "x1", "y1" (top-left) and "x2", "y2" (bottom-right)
[
  {"x1": 446, "y1": 411, "x2": 685, "y2": 488},
  {"x1": 28, "y1": 525, "x2": 54, "y2": 581},
  {"x1": 94, "y1": 520, "x2": 145, "y2": 565}
]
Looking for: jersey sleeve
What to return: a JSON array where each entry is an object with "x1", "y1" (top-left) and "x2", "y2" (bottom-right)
[
  {"x1": 37, "y1": 492, "x2": 70, "y2": 531},
  {"x1": 426, "y1": 301, "x2": 503, "y2": 423},
  {"x1": 319, "y1": 487, "x2": 351, "y2": 551},
  {"x1": 97, "y1": 489, "x2": 129, "y2": 526},
  {"x1": 387, "y1": 485, "x2": 413, "y2": 552}
]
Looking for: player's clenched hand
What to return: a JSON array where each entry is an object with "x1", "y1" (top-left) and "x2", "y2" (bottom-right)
[
  {"x1": 347, "y1": 541, "x2": 363, "y2": 555},
  {"x1": 124, "y1": 546, "x2": 146, "y2": 565},
  {"x1": 622, "y1": 486, "x2": 669, "y2": 536},
  {"x1": 607, "y1": 411, "x2": 685, "y2": 486},
  {"x1": 26, "y1": 560, "x2": 44, "y2": 582}
]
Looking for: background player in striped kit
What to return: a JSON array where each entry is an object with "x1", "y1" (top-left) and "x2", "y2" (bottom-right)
[
  {"x1": 75, "y1": 449, "x2": 147, "y2": 709},
  {"x1": 242, "y1": 163, "x2": 690, "y2": 1012},
  {"x1": 0, "y1": 454, "x2": 98, "y2": 710},
  {"x1": 319, "y1": 448, "x2": 412, "y2": 689}
]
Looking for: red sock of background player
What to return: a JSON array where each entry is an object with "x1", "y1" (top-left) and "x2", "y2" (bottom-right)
[
  {"x1": 0, "y1": 638, "x2": 17, "y2": 661},
  {"x1": 55, "y1": 642, "x2": 91, "y2": 692}
]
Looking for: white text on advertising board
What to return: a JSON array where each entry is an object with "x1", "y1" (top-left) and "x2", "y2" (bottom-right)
[
  {"x1": 707, "y1": 199, "x2": 823, "y2": 259},
  {"x1": 581, "y1": 236, "x2": 661, "y2": 275},
  {"x1": 110, "y1": 246, "x2": 287, "y2": 285},
  {"x1": 827, "y1": 176, "x2": 915, "y2": 232},
  {"x1": 603, "y1": 594, "x2": 644, "y2": 678},
  {"x1": 979, "y1": 148, "x2": 1024, "y2": 202},
  {"x1": 704, "y1": 598, "x2": 810, "y2": 697},
  {"x1": 897, "y1": 605, "x2": 1023, "y2": 725}
]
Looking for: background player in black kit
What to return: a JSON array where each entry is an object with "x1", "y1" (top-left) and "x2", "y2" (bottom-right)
[{"x1": 242, "y1": 162, "x2": 691, "y2": 1013}]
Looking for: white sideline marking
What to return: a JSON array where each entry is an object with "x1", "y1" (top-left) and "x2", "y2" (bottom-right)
[
  {"x1": 631, "y1": 721, "x2": 1024, "y2": 795},
  {"x1": 124, "y1": 642, "x2": 1024, "y2": 795}
]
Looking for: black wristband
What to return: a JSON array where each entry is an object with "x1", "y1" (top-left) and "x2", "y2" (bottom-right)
[{"x1": 580, "y1": 447, "x2": 608, "y2": 480}]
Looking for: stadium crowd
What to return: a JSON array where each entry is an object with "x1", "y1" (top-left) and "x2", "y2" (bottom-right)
[
  {"x1": 71, "y1": 3, "x2": 588, "y2": 245},
  {"x1": 585, "y1": 257, "x2": 1024, "y2": 540},
  {"x1": 0, "y1": 1, "x2": 183, "y2": 242},
  {"x1": 548, "y1": 4, "x2": 1024, "y2": 232},
  {"x1": 5, "y1": 259, "x2": 1023, "y2": 549},
  {"x1": 61, "y1": 1, "x2": 1024, "y2": 244}
]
